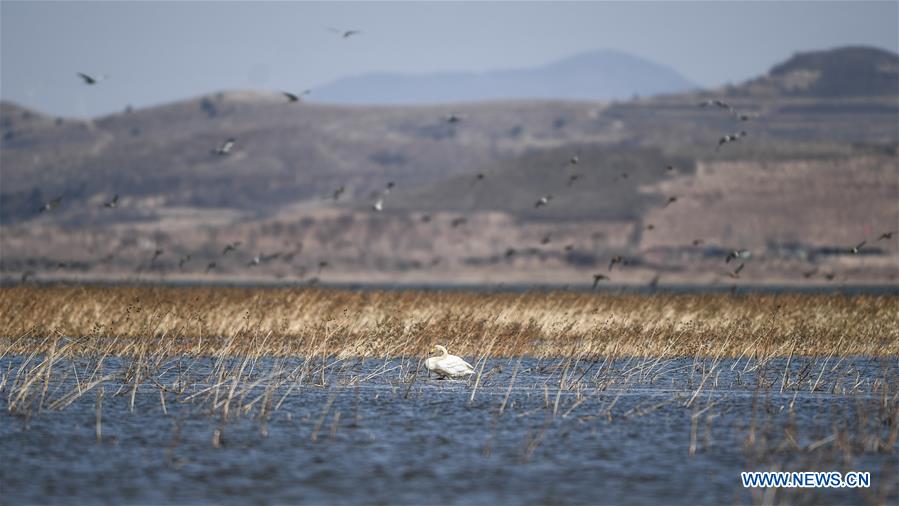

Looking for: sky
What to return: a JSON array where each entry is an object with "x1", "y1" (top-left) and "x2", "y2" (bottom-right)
[{"x1": 1, "y1": 1, "x2": 897, "y2": 118}]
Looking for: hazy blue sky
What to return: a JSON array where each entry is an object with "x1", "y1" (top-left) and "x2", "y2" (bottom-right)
[{"x1": 2, "y1": 1, "x2": 896, "y2": 118}]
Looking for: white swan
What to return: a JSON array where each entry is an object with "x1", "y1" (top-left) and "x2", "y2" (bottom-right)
[{"x1": 425, "y1": 345, "x2": 475, "y2": 379}]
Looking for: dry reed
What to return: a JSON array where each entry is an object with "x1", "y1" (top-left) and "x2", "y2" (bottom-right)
[{"x1": 1, "y1": 284, "x2": 897, "y2": 358}]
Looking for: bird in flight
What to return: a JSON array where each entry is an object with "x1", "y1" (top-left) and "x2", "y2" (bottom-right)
[
  {"x1": 178, "y1": 255, "x2": 191, "y2": 269},
  {"x1": 592, "y1": 273, "x2": 610, "y2": 289},
  {"x1": 445, "y1": 113, "x2": 463, "y2": 124},
  {"x1": 451, "y1": 217, "x2": 467, "y2": 228},
  {"x1": 664, "y1": 196, "x2": 678, "y2": 208},
  {"x1": 38, "y1": 196, "x2": 62, "y2": 213},
  {"x1": 372, "y1": 198, "x2": 384, "y2": 212},
  {"x1": 717, "y1": 131, "x2": 747, "y2": 151},
  {"x1": 222, "y1": 242, "x2": 242, "y2": 255},
  {"x1": 567, "y1": 174, "x2": 582, "y2": 187},
  {"x1": 737, "y1": 112, "x2": 759, "y2": 122},
  {"x1": 692, "y1": 239, "x2": 704, "y2": 246},
  {"x1": 727, "y1": 263, "x2": 745, "y2": 279},
  {"x1": 76, "y1": 73, "x2": 106, "y2": 85},
  {"x1": 563, "y1": 244, "x2": 575, "y2": 252},
  {"x1": 328, "y1": 27, "x2": 361, "y2": 38},
  {"x1": 608, "y1": 256, "x2": 624, "y2": 271},
  {"x1": 665, "y1": 165, "x2": 676, "y2": 172},
  {"x1": 151, "y1": 249, "x2": 164, "y2": 263},
  {"x1": 564, "y1": 154, "x2": 580, "y2": 167},
  {"x1": 540, "y1": 234, "x2": 552, "y2": 245},
  {"x1": 332, "y1": 186, "x2": 345, "y2": 200},
  {"x1": 283, "y1": 90, "x2": 311, "y2": 103},
  {"x1": 205, "y1": 262, "x2": 217, "y2": 273},
  {"x1": 850, "y1": 240, "x2": 866, "y2": 254},
  {"x1": 725, "y1": 249, "x2": 749, "y2": 263},
  {"x1": 103, "y1": 194, "x2": 119, "y2": 208},
  {"x1": 505, "y1": 248, "x2": 516, "y2": 258},
  {"x1": 699, "y1": 99, "x2": 732, "y2": 111},
  {"x1": 645, "y1": 224, "x2": 655, "y2": 231},
  {"x1": 878, "y1": 230, "x2": 896, "y2": 240},
  {"x1": 802, "y1": 267, "x2": 818, "y2": 279},
  {"x1": 534, "y1": 194, "x2": 553, "y2": 208},
  {"x1": 211, "y1": 138, "x2": 235, "y2": 156}
]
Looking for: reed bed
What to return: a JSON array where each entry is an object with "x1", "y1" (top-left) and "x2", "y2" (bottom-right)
[{"x1": 1, "y1": 284, "x2": 897, "y2": 358}]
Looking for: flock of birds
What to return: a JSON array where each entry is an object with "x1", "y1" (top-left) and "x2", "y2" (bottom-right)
[{"x1": 20, "y1": 31, "x2": 897, "y2": 289}]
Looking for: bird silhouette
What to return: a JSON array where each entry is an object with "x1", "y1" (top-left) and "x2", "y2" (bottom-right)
[
  {"x1": 445, "y1": 113, "x2": 463, "y2": 124},
  {"x1": 211, "y1": 138, "x2": 235, "y2": 156},
  {"x1": 567, "y1": 174, "x2": 582, "y2": 187},
  {"x1": 328, "y1": 27, "x2": 361, "y2": 38},
  {"x1": 151, "y1": 249, "x2": 164, "y2": 263},
  {"x1": 102, "y1": 194, "x2": 119, "y2": 208},
  {"x1": 728, "y1": 263, "x2": 745, "y2": 279},
  {"x1": 540, "y1": 234, "x2": 552, "y2": 245},
  {"x1": 38, "y1": 196, "x2": 62, "y2": 213},
  {"x1": 332, "y1": 186, "x2": 345, "y2": 200},
  {"x1": 592, "y1": 273, "x2": 610, "y2": 289},
  {"x1": 725, "y1": 249, "x2": 749, "y2": 263},
  {"x1": 372, "y1": 198, "x2": 384, "y2": 212},
  {"x1": 802, "y1": 267, "x2": 818, "y2": 279},
  {"x1": 283, "y1": 90, "x2": 311, "y2": 102},
  {"x1": 76, "y1": 73, "x2": 105, "y2": 85},
  {"x1": 178, "y1": 255, "x2": 191, "y2": 269},
  {"x1": 850, "y1": 241, "x2": 866, "y2": 254},
  {"x1": 534, "y1": 194, "x2": 553, "y2": 208},
  {"x1": 716, "y1": 131, "x2": 747, "y2": 151},
  {"x1": 222, "y1": 242, "x2": 242, "y2": 255},
  {"x1": 608, "y1": 256, "x2": 623, "y2": 271},
  {"x1": 205, "y1": 262, "x2": 217, "y2": 273},
  {"x1": 664, "y1": 196, "x2": 677, "y2": 207},
  {"x1": 878, "y1": 231, "x2": 896, "y2": 240},
  {"x1": 451, "y1": 217, "x2": 467, "y2": 228},
  {"x1": 505, "y1": 248, "x2": 516, "y2": 258}
]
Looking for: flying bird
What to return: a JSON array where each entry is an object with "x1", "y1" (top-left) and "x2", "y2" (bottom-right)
[
  {"x1": 725, "y1": 249, "x2": 749, "y2": 263},
  {"x1": 38, "y1": 196, "x2": 62, "y2": 213},
  {"x1": 645, "y1": 224, "x2": 655, "y2": 231},
  {"x1": 592, "y1": 273, "x2": 610, "y2": 289},
  {"x1": 102, "y1": 194, "x2": 119, "y2": 208},
  {"x1": 505, "y1": 248, "x2": 516, "y2": 258},
  {"x1": 878, "y1": 231, "x2": 896, "y2": 241},
  {"x1": 451, "y1": 217, "x2": 467, "y2": 228},
  {"x1": 534, "y1": 194, "x2": 553, "y2": 208},
  {"x1": 283, "y1": 90, "x2": 311, "y2": 102},
  {"x1": 564, "y1": 154, "x2": 580, "y2": 167},
  {"x1": 205, "y1": 262, "x2": 217, "y2": 273},
  {"x1": 445, "y1": 114, "x2": 463, "y2": 124},
  {"x1": 716, "y1": 131, "x2": 747, "y2": 151},
  {"x1": 328, "y1": 27, "x2": 361, "y2": 38},
  {"x1": 802, "y1": 267, "x2": 818, "y2": 279},
  {"x1": 728, "y1": 263, "x2": 745, "y2": 279},
  {"x1": 850, "y1": 241, "x2": 866, "y2": 254},
  {"x1": 563, "y1": 244, "x2": 575, "y2": 252},
  {"x1": 692, "y1": 239, "x2": 704, "y2": 246},
  {"x1": 76, "y1": 73, "x2": 105, "y2": 85},
  {"x1": 540, "y1": 234, "x2": 552, "y2": 245},
  {"x1": 151, "y1": 249, "x2": 164, "y2": 263},
  {"x1": 608, "y1": 256, "x2": 623, "y2": 271},
  {"x1": 567, "y1": 174, "x2": 582, "y2": 187},
  {"x1": 665, "y1": 165, "x2": 676, "y2": 172},
  {"x1": 699, "y1": 99, "x2": 732, "y2": 111},
  {"x1": 372, "y1": 198, "x2": 384, "y2": 212},
  {"x1": 222, "y1": 242, "x2": 242, "y2": 255},
  {"x1": 211, "y1": 138, "x2": 235, "y2": 156},
  {"x1": 664, "y1": 196, "x2": 678, "y2": 207},
  {"x1": 332, "y1": 186, "x2": 345, "y2": 200},
  {"x1": 178, "y1": 255, "x2": 191, "y2": 269}
]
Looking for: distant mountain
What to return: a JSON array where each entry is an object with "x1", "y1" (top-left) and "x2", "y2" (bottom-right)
[
  {"x1": 311, "y1": 49, "x2": 698, "y2": 104},
  {"x1": 735, "y1": 46, "x2": 899, "y2": 97}
]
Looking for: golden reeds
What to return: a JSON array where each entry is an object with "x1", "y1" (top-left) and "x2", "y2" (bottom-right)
[{"x1": 1, "y1": 284, "x2": 897, "y2": 358}]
